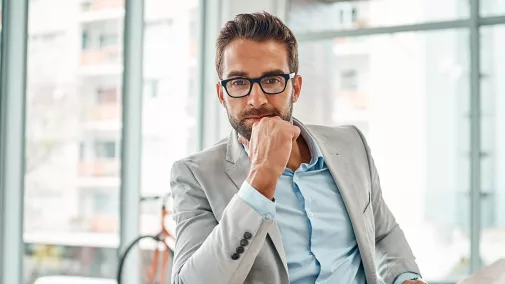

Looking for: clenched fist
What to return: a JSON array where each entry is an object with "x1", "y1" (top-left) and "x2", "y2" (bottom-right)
[{"x1": 238, "y1": 116, "x2": 300, "y2": 200}]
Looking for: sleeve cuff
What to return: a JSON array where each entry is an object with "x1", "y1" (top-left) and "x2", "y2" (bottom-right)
[
  {"x1": 238, "y1": 181, "x2": 276, "y2": 220},
  {"x1": 393, "y1": 272, "x2": 425, "y2": 284}
]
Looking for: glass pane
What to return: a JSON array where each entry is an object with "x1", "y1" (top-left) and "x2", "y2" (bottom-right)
[
  {"x1": 297, "y1": 30, "x2": 470, "y2": 282},
  {"x1": 288, "y1": 0, "x2": 468, "y2": 34},
  {"x1": 480, "y1": 25, "x2": 505, "y2": 267},
  {"x1": 481, "y1": 0, "x2": 505, "y2": 17},
  {"x1": 139, "y1": 0, "x2": 199, "y2": 278},
  {"x1": 24, "y1": 0, "x2": 124, "y2": 283}
]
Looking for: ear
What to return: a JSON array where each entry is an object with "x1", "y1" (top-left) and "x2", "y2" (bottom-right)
[
  {"x1": 292, "y1": 74, "x2": 302, "y2": 103},
  {"x1": 216, "y1": 82, "x2": 225, "y2": 106}
]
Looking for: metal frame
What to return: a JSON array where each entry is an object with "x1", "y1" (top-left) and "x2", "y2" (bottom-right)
[
  {"x1": 296, "y1": 15, "x2": 505, "y2": 41},
  {"x1": 469, "y1": 0, "x2": 482, "y2": 274},
  {"x1": 0, "y1": 0, "x2": 29, "y2": 284},
  {"x1": 292, "y1": 1, "x2": 505, "y2": 282},
  {"x1": 197, "y1": 0, "x2": 208, "y2": 151},
  {"x1": 119, "y1": 0, "x2": 144, "y2": 283}
]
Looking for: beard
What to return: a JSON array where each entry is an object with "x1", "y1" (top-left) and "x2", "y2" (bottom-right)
[{"x1": 225, "y1": 99, "x2": 293, "y2": 141}]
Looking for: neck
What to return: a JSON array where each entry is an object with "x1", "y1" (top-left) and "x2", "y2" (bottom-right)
[{"x1": 286, "y1": 135, "x2": 311, "y2": 172}]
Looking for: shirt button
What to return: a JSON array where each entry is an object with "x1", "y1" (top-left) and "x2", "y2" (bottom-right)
[
  {"x1": 308, "y1": 212, "x2": 314, "y2": 218},
  {"x1": 265, "y1": 214, "x2": 273, "y2": 220}
]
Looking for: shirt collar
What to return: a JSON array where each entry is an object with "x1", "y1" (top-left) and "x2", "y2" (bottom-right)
[{"x1": 295, "y1": 119, "x2": 324, "y2": 169}]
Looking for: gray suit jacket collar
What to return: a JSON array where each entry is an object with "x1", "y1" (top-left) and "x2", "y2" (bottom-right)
[{"x1": 223, "y1": 117, "x2": 376, "y2": 283}]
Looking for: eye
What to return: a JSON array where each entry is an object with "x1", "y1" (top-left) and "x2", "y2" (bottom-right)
[
  {"x1": 231, "y1": 79, "x2": 249, "y2": 86},
  {"x1": 264, "y1": 77, "x2": 281, "y2": 84}
]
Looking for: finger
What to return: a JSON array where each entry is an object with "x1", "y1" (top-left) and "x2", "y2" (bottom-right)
[
  {"x1": 291, "y1": 125, "x2": 301, "y2": 140},
  {"x1": 238, "y1": 136, "x2": 249, "y2": 149}
]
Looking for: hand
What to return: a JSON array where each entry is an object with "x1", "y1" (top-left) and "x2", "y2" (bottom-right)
[
  {"x1": 238, "y1": 116, "x2": 300, "y2": 200},
  {"x1": 402, "y1": 280, "x2": 427, "y2": 284}
]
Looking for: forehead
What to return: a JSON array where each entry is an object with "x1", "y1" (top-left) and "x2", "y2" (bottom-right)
[{"x1": 222, "y1": 39, "x2": 289, "y2": 77}]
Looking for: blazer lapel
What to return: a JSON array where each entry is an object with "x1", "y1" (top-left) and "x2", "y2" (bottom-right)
[
  {"x1": 306, "y1": 124, "x2": 376, "y2": 284},
  {"x1": 224, "y1": 129, "x2": 289, "y2": 276}
]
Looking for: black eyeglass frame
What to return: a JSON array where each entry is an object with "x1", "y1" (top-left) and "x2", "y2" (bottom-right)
[{"x1": 219, "y1": 72, "x2": 296, "y2": 98}]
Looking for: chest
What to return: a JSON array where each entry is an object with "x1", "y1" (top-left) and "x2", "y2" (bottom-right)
[{"x1": 274, "y1": 169, "x2": 357, "y2": 252}]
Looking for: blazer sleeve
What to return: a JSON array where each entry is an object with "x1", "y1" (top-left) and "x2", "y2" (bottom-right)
[
  {"x1": 353, "y1": 126, "x2": 422, "y2": 284},
  {"x1": 170, "y1": 159, "x2": 275, "y2": 284}
]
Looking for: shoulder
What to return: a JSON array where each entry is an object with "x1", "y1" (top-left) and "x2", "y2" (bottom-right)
[
  {"x1": 171, "y1": 137, "x2": 228, "y2": 177},
  {"x1": 306, "y1": 124, "x2": 367, "y2": 146}
]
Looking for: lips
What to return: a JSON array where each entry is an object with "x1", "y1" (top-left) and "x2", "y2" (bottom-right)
[
  {"x1": 245, "y1": 116, "x2": 268, "y2": 119},
  {"x1": 243, "y1": 114, "x2": 275, "y2": 121}
]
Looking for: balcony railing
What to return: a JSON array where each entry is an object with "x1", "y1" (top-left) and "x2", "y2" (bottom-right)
[
  {"x1": 86, "y1": 102, "x2": 121, "y2": 121},
  {"x1": 78, "y1": 159, "x2": 119, "y2": 177},
  {"x1": 80, "y1": 46, "x2": 121, "y2": 66}
]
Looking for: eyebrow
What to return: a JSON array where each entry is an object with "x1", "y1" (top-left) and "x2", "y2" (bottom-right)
[{"x1": 224, "y1": 69, "x2": 288, "y2": 79}]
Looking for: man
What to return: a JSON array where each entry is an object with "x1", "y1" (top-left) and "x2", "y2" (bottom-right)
[{"x1": 170, "y1": 11, "x2": 425, "y2": 284}]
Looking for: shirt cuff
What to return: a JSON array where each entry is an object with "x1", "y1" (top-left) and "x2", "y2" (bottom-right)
[
  {"x1": 238, "y1": 181, "x2": 276, "y2": 220},
  {"x1": 393, "y1": 272, "x2": 426, "y2": 284}
]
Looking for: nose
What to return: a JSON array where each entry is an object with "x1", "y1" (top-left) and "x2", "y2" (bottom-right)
[{"x1": 247, "y1": 82, "x2": 268, "y2": 107}]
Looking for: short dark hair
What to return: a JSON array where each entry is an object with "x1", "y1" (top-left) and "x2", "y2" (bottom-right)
[{"x1": 215, "y1": 11, "x2": 299, "y2": 79}]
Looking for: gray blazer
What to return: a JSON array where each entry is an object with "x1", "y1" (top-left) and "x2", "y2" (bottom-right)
[{"x1": 170, "y1": 121, "x2": 420, "y2": 284}]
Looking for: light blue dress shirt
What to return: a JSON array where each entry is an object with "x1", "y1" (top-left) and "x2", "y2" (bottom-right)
[{"x1": 238, "y1": 122, "x2": 423, "y2": 284}]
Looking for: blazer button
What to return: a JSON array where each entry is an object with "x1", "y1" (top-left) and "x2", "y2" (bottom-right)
[
  {"x1": 240, "y1": 239, "x2": 249, "y2": 246},
  {"x1": 236, "y1": 246, "x2": 245, "y2": 254},
  {"x1": 243, "y1": 232, "x2": 252, "y2": 239},
  {"x1": 231, "y1": 253, "x2": 240, "y2": 260}
]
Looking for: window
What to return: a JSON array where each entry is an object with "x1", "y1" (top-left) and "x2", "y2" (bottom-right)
[
  {"x1": 99, "y1": 33, "x2": 119, "y2": 48},
  {"x1": 481, "y1": 0, "x2": 505, "y2": 17},
  {"x1": 296, "y1": 30, "x2": 470, "y2": 282},
  {"x1": 288, "y1": 0, "x2": 468, "y2": 33},
  {"x1": 480, "y1": 24, "x2": 505, "y2": 267},
  {"x1": 96, "y1": 88, "x2": 118, "y2": 104},
  {"x1": 81, "y1": 31, "x2": 89, "y2": 50},
  {"x1": 143, "y1": 80, "x2": 159, "y2": 98},
  {"x1": 94, "y1": 140, "x2": 117, "y2": 159},
  {"x1": 1, "y1": 0, "x2": 501, "y2": 283},
  {"x1": 340, "y1": 70, "x2": 358, "y2": 91},
  {"x1": 81, "y1": 21, "x2": 121, "y2": 51},
  {"x1": 351, "y1": 7, "x2": 357, "y2": 23},
  {"x1": 24, "y1": 0, "x2": 123, "y2": 281},
  {"x1": 141, "y1": 0, "x2": 199, "y2": 237},
  {"x1": 80, "y1": 0, "x2": 91, "y2": 11}
]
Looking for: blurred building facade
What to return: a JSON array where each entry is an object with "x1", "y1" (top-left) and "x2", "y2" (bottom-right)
[
  {"x1": 23, "y1": 0, "x2": 197, "y2": 281},
  {"x1": 288, "y1": 0, "x2": 505, "y2": 280},
  {"x1": 2, "y1": 0, "x2": 503, "y2": 283}
]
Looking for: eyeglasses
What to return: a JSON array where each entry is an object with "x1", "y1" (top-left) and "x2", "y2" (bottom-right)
[{"x1": 220, "y1": 73, "x2": 295, "y2": 98}]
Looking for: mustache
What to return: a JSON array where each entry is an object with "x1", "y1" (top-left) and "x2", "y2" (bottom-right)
[{"x1": 240, "y1": 108, "x2": 280, "y2": 118}]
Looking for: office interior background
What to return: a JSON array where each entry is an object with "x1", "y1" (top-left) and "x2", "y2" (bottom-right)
[{"x1": 0, "y1": 0, "x2": 504, "y2": 283}]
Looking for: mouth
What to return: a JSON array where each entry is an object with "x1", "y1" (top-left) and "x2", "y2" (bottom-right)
[{"x1": 243, "y1": 115, "x2": 272, "y2": 122}]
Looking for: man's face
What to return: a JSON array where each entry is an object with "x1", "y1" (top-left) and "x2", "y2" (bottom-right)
[{"x1": 216, "y1": 39, "x2": 302, "y2": 140}]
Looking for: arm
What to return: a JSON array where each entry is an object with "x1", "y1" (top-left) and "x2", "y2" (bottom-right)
[
  {"x1": 170, "y1": 160, "x2": 275, "y2": 284},
  {"x1": 353, "y1": 126, "x2": 423, "y2": 284}
]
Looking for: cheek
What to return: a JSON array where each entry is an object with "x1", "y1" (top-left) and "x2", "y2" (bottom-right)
[
  {"x1": 269, "y1": 93, "x2": 292, "y2": 108},
  {"x1": 224, "y1": 97, "x2": 245, "y2": 114}
]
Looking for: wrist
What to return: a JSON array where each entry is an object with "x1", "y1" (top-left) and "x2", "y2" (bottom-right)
[{"x1": 247, "y1": 165, "x2": 279, "y2": 200}]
